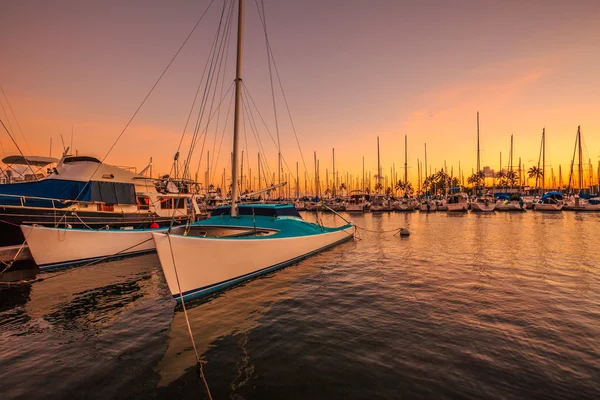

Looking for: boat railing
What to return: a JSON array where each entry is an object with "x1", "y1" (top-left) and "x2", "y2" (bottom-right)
[{"x1": 0, "y1": 192, "x2": 78, "y2": 207}]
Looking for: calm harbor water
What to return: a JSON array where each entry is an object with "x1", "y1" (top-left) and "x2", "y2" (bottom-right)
[{"x1": 1, "y1": 211, "x2": 599, "y2": 399}]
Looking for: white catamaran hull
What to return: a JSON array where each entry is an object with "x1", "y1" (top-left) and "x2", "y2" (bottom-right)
[
  {"x1": 21, "y1": 224, "x2": 169, "y2": 269},
  {"x1": 153, "y1": 226, "x2": 354, "y2": 302}
]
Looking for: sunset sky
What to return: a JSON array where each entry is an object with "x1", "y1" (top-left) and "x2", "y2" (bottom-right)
[{"x1": 1, "y1": 0, "x2": 599, "y2": 189}]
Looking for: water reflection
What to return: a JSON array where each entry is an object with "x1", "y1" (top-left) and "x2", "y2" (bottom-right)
[
  {"x1": 156, "y1": 242, "x2": 350, "y2": 388},
  {"x1": 0, "y1": 211, "x2": 598, "y2": 399}
]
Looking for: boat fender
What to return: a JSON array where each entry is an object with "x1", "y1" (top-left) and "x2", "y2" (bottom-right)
[{"x1": 399, "y1": 228, "x2": 410, "y2": 237}]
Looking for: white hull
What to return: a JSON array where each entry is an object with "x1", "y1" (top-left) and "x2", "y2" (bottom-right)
[
  {"x1": 495, "y1": 201, "x2": 525, "y2": 212},
  {"x1": 447, "y1": 203, "x2": 468, "y2": 212},
  {"x1": 420, "y1": 202, "x2": 437, "y2": 212},
  {"x1": 345, "y1": 204, "x2": 365, "y2": 212},
  {"x1": 471, "y1": 202, "x2": 496, "y2": 212},
  {"x1": 153, "y1": 226, "x2": 355, "y2": 301},
  {"x1": 21, "y1": 225, "x2": 170, "y2": 268},
  {"x1": 534, "y1": 203, "x2": 563, "y2": 211}
]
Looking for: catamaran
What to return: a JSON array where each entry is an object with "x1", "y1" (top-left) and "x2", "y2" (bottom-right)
[{"x1": 152, "y1": 0, "x2": 355, "y2": 303}]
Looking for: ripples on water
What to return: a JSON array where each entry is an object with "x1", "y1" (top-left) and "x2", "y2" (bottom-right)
[{"x1": 0, "y1": 212, "x2": 598, "y2": 399}]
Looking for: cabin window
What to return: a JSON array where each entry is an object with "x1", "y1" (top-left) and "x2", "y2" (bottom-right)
[
  {"x1": 137, "y1": 196, "x2": 150, "y2": 210},
  {"x1": 98, "y1": 204, "x2": 115, "y2": 212},
  {"x1": 160, "y1": 198, "x2": 172, "y2": 209},
  {"x1": 160, "y1": 198, "x2": 185, "y2": 209},
  {"x1": 174, "y1": 198, "x2": 185, "y2": 209}
]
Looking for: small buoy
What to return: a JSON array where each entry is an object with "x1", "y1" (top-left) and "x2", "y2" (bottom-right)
[
  {"x1": 399, "y1": 228, "x2": 410, "y2": 237},
  {"x1": 150, "y1": 222, "x2": 160, "y2": 229}
]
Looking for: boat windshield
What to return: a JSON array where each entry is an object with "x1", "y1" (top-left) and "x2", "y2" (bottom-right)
[{"x1": 211, "y1": 204, "x2": 302, "y2": 219}]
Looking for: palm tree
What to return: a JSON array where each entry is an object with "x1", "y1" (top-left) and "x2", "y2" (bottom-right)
[
  {"x1": 339, "y1": 182, "x2": 347, "y2": 197},
  {"x1": 374, "y1": 182, "x2": 383, "y2": 192},
  {"x1": 385, "y1": 187, "x2": 392, "y2": 197},
  {"x1": 395, "y1": 180, "x2": 414, "y2": 196},
  {"x1": 506, "y1": 171, "x2": 519, "y2": 187},
  {"x1": 528, "y1": 166, "x2": 543, "y2": 188}
]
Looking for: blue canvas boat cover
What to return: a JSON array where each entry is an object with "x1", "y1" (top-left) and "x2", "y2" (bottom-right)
[
  {"x1": 0, "y1": 179, "x2": 136, "y2": 208},
  {"x1": 579, "y1": 192, "x2": 599, "y2": 199},
  {"x1": 540, "y1": 192, "x2": 563, "y2": 200}
]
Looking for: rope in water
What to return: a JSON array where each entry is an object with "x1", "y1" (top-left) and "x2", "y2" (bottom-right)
[
  {"x1": 319, "y1": 204, "x2": 408, "y2": 236},
  {"x1": 167, "y1": 233, "x2": 213, "y2": 400}
]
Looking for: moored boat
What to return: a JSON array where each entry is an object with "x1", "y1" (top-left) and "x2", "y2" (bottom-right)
[
  {"x1": 494, "y1": 193, "x2": 526, "y2": 212},
  {"x1": 534, "y1": 192, "x2": 564, "y2": 211},
  {"x1": 153, "y1": 0, "x2": 355, "y2": 303},
  {"x1": 154, "y1": 204, "x2": 354, "y2": 302},
  {"x1": 446, "y1": 193, "x2": 469, "y2": 212},
  {"x1": 21, "y1": 224, "x2": 186, "y2": 269},
  {"x1": 471, "y1": 194, "x2": 496, "y2": 212}
]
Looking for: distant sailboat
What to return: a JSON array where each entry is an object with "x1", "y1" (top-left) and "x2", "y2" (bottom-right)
[
  {"x1": 471, "y1": 112, "x2": 495, "y2": 213},
  {"x1": 152, "y1": 0, "x2": 354, "y2": 303},
  {"x1": 565, "y1": 126, "x2": 600, "y2": 211},
  {"x1": 534, "y1": 128, "x2": 564, "y2": 211},
  {"x1": 495, "y1": 134, "x2": 525, "y2": 212}
]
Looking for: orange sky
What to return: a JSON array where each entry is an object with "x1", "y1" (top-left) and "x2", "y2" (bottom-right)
[{"x1": 1, "y1": 0, "x2": 599, "y2": 190}]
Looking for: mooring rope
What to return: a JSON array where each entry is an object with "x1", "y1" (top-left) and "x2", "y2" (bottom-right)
[
  {"x1": 0, "y1": 226, "x2": 35, "y2": 274},
  {"x1": 319, "y1": 204, "x2": 408, "y2": 237},
  {"x1": 166, "y1": 233, "x2": 213, "y2": 400},
  {"x1": 0, "y1": 237, "x2": 154, "y2": 284}
]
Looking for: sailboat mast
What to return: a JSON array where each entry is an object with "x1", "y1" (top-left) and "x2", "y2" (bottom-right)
[
  {"x1": 577, "y1": 125, "x2": 583, "y2": 190},
  {"x1": 542, "y1": 128, "x2": 546, "y2": 192},
  {"x1": 230, "y1": 0, "x2": 245, "y2": 217},
  {"x1": 476, "y1": 112, "x2": 480, "y2": 173},
  {"x1": 377, "y1": 136, "x2": 381, "y2": 193},
  {"x1": 362, "y1": 156, "x2": 365, "y2": 192},
  {"x1": 424, "y1": 143, "x2": 428, "y2": 196},
  {"x1": 332, "y1": 148, "x2": 336, "y2": 197},
  {"x1": 510, "y1": 134, "x2": 513, "y2": 189},
  {"x1": 404, "y1": 135, "x2": 408, "y2": 184}
]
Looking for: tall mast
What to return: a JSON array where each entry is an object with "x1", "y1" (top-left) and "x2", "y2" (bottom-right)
[
  {"x1": 577, "y1": 125, "x2": 583, "y2": 190},
  {"x1": 476, "y1": 112, "x2": 480, "y2": 174},
  {"x1": 542, "y1": 128, "x2": 546, "y2": 192},
  {"x1": 510, "y1": 134, "x2": 513, "y2": 189},
  {"x1": 314, "y1": 151, "x2": 317, "y2": 196},
  {"x1": 404, "y1": 135, "x2": 408, "y2": 184},
  {"x1": 417, "y1": 158, "x2": 421, "y2": 194},
  {"x1": 377, "y1": 136, "x2": 381, "y2": 193},
  {"x1": 332, "y1": 148, "x2": 336, "y2": 197},
  {"x1": 362, "y1": 156, "x2": 365, "y2": 192},
  {"x1": 230, "y1": 0, "x2": 245, "y2": 217},
  {"x1": 257, "y1": 153, "x2": 261, "y2": 191},
  {"x1": 240, "y1": 150, "x2": 244, "y2": 194},
  {"x1": 424, "y1": 143, "x2": 428, "y2": 197}
]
